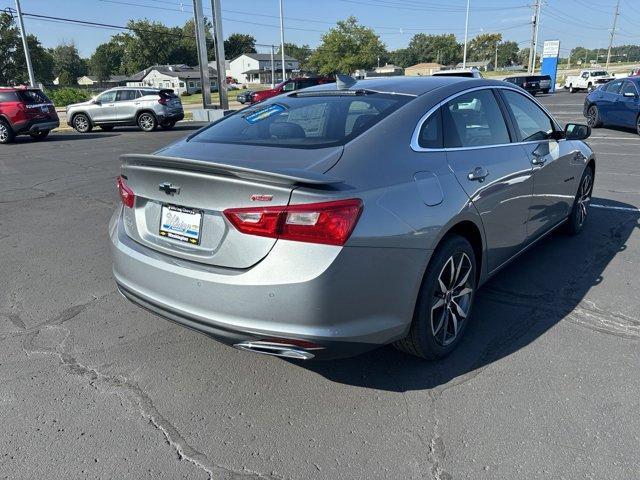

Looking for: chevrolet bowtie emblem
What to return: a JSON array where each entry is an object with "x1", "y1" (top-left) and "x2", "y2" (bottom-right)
[{"x1": 159, "y1": 182, "x2": 180, "y2": 195}]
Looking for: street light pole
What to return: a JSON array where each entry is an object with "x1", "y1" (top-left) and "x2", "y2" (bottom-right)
[
  {"x1": 270, "y1": 45, "x2": 276, "y2": 88},
  {"x1": 14, "y1": 0, "x2": 36, "y2": 87},
  {"x1": 462, "y1": 0, "x2": 470, "y2": 69},
  {"x1": 210, "y1": 0, "x2": 228, "y2": 109},
  {"x1": 279, "y1": 0, "x2": 286, "y2": 81},
  {"x1": 192, "y1": 0, "x2": 211, "y2": 108},
  {"x1": 606, "y1": 0, "x2": 620, "y2": 70}
]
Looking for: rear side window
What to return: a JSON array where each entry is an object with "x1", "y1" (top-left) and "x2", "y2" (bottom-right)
[
  {"x1": 442, "y1": 89, "x2": 510, "y2": 148},
  {"x1": 0, "y1": 91, "x2": 18, "y2": 102},
  {"x1": 621, "y1": 81, "x2": 637, "y2": 96},
  {"x1": 418, "y1": 109, "x2": 443, "y2": 149},
  {"x1": 191, "y1": 93, "x2": 411, "y2": 149},
  {"x1": 501, "y1": 90, "x2": 555, "y2": 142},
  {"x1": 116, "y1": 90, "x2": 140, "y2": 101},
  {"x1": 17, "y1": 89, "x2": 50, "y2": 104}
]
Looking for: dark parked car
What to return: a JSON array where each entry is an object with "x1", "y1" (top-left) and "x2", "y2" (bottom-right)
[
  {"x1": 111, "y1": 77, "x2": 595, "y2": 360},
  {"x1": 503, "y1": 75, "x2": 552, "y2": 95},
  {"x1": 236, "y1": 90, "x2": 254, "y2": 104},
  {"x1": 585, "y1": 76, "x2": 640, "y2": 135},
  {"x1": 249, "y1": 77, "x2": 334, "y2": 103},
  {"x1": 0, "y1": 87, "x2": 59, "y2": 144}
]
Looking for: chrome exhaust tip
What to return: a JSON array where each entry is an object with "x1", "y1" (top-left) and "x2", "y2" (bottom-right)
[{"x1": 234, "y1": 341, "x2": 317, "y2": 360}]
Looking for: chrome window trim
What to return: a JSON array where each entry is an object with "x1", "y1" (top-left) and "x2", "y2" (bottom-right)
[{"x1": 410, "y1": 85, "x2": 563, "y2": 153}]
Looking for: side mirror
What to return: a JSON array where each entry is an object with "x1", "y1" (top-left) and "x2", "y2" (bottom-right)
[
  {"x1": 93, "y1": 99, "x2": 101, "y2": 105},
  {"x1": 564, "y1": 123, "x2": 591, "y2": 141},
  {"x1": 623, "y1": 92, "x2": 637, "y2": 98}
]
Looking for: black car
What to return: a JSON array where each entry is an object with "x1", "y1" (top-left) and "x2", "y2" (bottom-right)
[
  {"x1": 236, "y1": 90, "x2": 254, "y2": 104},
  {"x1": 503, "y1": 75, "x2": 552, "y2": 95}
]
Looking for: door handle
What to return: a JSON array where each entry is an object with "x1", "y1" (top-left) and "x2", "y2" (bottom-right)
[
  {"x1": 531, "y1": 154, "x2": 547, "y2": 165},
  {"x1": 467, "y1": 167, "x2": 489, "y2": 182}
]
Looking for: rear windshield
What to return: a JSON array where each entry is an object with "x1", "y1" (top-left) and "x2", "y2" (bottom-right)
[
  {"x1": 190, "y1": 92, "x2": 412, "y2": 149},
  {"x1": 17, "y1": 89, "x2": 51, "y2": 104},
  {"x1": 590, "y1": 71, "x2": 607, "y2": 77}
]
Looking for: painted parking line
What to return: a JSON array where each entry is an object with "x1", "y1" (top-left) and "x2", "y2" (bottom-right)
[
  {"x1": 590, "y1": 204, "x2": 640, "y2": 213},
  {"x1": 589, "y1": 136, "x2": 639, "y2": 140}
]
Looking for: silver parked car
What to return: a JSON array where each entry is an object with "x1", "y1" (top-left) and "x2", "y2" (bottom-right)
[
  {"x1": 110, "y1": 77, "x2": 595, "y2": 360},
  {"x1": 67, "y1": 87, "x2": 184, "y2": 133}
]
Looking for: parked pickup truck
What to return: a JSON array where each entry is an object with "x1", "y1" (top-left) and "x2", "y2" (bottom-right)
[{"x1": 565, "y1": 69, "x2": 613, "y2": 93}]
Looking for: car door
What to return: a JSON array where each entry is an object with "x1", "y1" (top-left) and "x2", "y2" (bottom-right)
[
  {"x1": 115, "y1": 89, "x2": 141, "y2": 123},
  {"x1": 614, "y1": 80, "x2": 639, "y2": 128},
  {"x1": 499, "y1": 88, "x2": 579, "y2": 238},
  {"x1": 90, "y1": 90, "x2": 117, "y2": 123},
  {"x1": 595, "y1": 79, "x2": 623, "y2": 124},
  {"x1": 443, "y1": 88, "x2": 534, "y2": 272}
]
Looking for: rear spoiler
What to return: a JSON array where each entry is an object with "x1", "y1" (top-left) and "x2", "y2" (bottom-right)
[{"x1": 120, "y1": 154, "x2": 344, "y2": 186}]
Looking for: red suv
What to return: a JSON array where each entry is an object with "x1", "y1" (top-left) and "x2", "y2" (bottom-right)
[
  {"x1": 0, "y1": 87, "x2": 60, "y2": 144},
  {"x1": 249, "y1": 77, "x2": 334, "y2": 103}
]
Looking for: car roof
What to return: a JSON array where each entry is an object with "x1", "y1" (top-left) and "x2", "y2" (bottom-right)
[{"x1": 298, "y1": 76, "x2": 505, "y2": 96}]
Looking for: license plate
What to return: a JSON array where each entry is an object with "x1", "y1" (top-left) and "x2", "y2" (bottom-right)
[{"x1": 159, "y1": 204, "x2": 203, "y2": 245}]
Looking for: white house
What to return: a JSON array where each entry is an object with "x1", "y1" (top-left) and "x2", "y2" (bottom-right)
[
  {"x1": 228, "y1": 53, "x2": 300, "y2": 85},
  {"x1": 126, "y1": 64, "x2": 219, "y2": 95}
]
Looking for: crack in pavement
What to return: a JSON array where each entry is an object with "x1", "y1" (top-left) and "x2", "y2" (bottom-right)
[{"x1": 16, "y1": 297, "x2": 276, "y2": 480}]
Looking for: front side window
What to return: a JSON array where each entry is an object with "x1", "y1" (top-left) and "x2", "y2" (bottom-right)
[
  {"x1": 603, "y1": 80, "x2": 623, "y2": 93},
  {"x1": 442, "y1": 89, "x2": 510, "y2": 148},
  {"x1": 501, "y1": 89, "x2": 555, "y2": 142},
  {"x1": 97, "y1": 91, "x2": 117, "y2": 103},
  {"x1": 0, "y1": 91, "x2": 18, "y2": 102},
  {"x1": 190, "y1": 92, "x2": 411, "y2": 149}
]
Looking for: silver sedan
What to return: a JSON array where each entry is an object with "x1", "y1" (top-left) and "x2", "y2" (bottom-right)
[{"x1": 110, "y1": 77, "x2": 595, "y2": 360}]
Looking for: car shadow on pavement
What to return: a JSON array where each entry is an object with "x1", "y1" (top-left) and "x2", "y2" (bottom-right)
[{"x1": 297, "y1": 198, "x2": 639, "y2": 392}]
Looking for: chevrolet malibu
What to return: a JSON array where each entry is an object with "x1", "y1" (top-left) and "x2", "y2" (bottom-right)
[{"x1": 110, "y1": 77, "x2": 595, "y2": 360}]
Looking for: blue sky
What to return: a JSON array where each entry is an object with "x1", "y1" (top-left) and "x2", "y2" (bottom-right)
[{"x1": 7, "y1": 0, "x2": 640, "y2": 58}]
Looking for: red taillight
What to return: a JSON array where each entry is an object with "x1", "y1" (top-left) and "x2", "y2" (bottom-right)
[
  {"x1": 224, "y1": 199, "x2": 363, "y2": 246},
  {"x1": 117, "y1": 176, "x2": 134, "y2": 208},
  {"x1": 158, "y1": 97, "x2": 168, "y2": 105}
]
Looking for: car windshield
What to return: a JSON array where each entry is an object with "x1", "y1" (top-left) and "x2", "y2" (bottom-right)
[{"x1": 190, "y1": 92, "x2": 412, "y2": 149}]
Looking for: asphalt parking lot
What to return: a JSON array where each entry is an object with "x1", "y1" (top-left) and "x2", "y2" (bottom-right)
[{"x1": 1, "y1": 90, "x2": 639, "y2": 479}]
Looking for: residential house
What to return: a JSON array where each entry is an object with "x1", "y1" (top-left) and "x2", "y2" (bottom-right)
[
  {"x1": 228, "y1": 53, "x2": 300, "y2": 85},
  {"x1": 126, "y1": 64, "x2": 219, "y2": 95},
  {"x1": 75, "y1": 75, "x2": 130, "y2": 87},
  {"x1": 404, "y1": 63, "x2": 445, "y2": 76},
  {"x1": 455, "y1": 60, "x2": 494, "y2": 71}
]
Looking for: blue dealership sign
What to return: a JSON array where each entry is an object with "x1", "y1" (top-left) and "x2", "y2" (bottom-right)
[{"x1": 540, "y1": 40, "x2": 561, "y2": 93}]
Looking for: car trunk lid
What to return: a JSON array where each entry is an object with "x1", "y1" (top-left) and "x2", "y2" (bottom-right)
[{"x1": 119, "y1": 146, "x2": 343, "y2": 269}]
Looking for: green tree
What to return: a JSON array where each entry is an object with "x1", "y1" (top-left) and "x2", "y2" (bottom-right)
[
  {"x1": 518, "y1": 47, "x2": 531, "y2": 67},
  {"x1": 407, "y1": 34, "x2": 461, "y2": 66},
  {"x1": 388, "y1": 48, "x2": 416, "y2": 69},
  {"x1": 224, "y1": 33, "x2": 256, "y2": 60},
  {"x1": 89, "y1": 38, "x2": 126, "y2": 81},
  {"x1": 307, "y1": 17, "x2": 386, "y2": 75},
  {"x1": 278, "y1": 42, "x2": 312, "y2": 70},
  {"x1": 468, "y1": 33, "x2": 502, "y2": 63},
  {"x1": 51, "y1": 42, "x2": 87, "y2": 83},
  {"x1": 0, "y1": 12, "x2": 21, "y2": 85},
  {"x1": 496, "y1": 41, "x2": 519, "y2": 68}
]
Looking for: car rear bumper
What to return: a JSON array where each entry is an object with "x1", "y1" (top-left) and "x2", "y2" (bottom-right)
[
  {"x1": 110, "y1": 207, "x2": 429, "y2": 359},
  {"x1": 14, "y1": 118, "x2": 59, "y2": 134},
  {"x1": 158, "y1": 111, "x2": 184, "y2": 124}
]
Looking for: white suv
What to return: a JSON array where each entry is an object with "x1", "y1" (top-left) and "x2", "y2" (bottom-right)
[{"x1": 66, "y1": 87, "x2": 184, "y2": 133}]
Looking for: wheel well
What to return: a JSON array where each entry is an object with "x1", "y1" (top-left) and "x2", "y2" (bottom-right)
[
  {"x1": 137, "y1": 109, "x2": 157, "y2": 121},
  {"x1": 71, "y1": 112, "x2": 89, "y2": 123},
  {"x1": 441, "y1": 221, "x2": 483, "y2": 283}
]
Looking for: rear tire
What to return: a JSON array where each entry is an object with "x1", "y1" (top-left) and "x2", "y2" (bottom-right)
[
  {"x1": 587, "y1": 83, "x2": 594, "y2": 92},
  {"x1": 586, "y1": 105, "x2": 602, "y2": 128},
  {"x1": 563, "y1": 166, "x2": 593, "y2": 236},
  {"x1": 542, "y1": 89, "x2": 550, "y2": 94},
  {"x1": 137, "y1": 112, "x2": 157, "y2": 132},
  {"x1": 636, "y1": 115, "x2": 640, "y2": 136},
  {"x1": 569, "y1": 84, "x2": 575, "y2": 93},
  {"x1": 394, "y1": 235, "x2": 477, "y2": 360},
  {"x1": 100, "y1": 125, "x2": 114, "y2": 131},
  {"x1": 72, "y1": 113, "x2": 92, "y2": 133},
  {"x1": 29, "y1": 130, "x2": 50, "y2": 140},
  {"x1": 0, "y1": 119, "x2": 15, "y2": 144}
]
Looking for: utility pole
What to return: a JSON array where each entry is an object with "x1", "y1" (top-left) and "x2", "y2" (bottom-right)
[
  {"x1": 606, "y1": 0, "x2": 620, "y2": 70},
  {"x1": 270, "y1": 45, "x2": 276, "y2": 88},
  {"x1": 14, "y1": 0, "x2": 36, "y2": 87},
  {"x1": 210, "y1": 0, "x2": 228, "y2": 109},
  {"x1": 279, "y1": 0, "x2": 286, "y2": 81},
  {"x1": 192, "y1": 0, "x2": 211, "y2": 108},
  {"x1": 462, "y1": 0, "x2": 470, "y2": 68},
  {"x1": 494, "y1": 42, "x2": 499, "y2": 71},
  {"x1": 528, "y1": 1, "x2": 541, "y2": 74}
]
